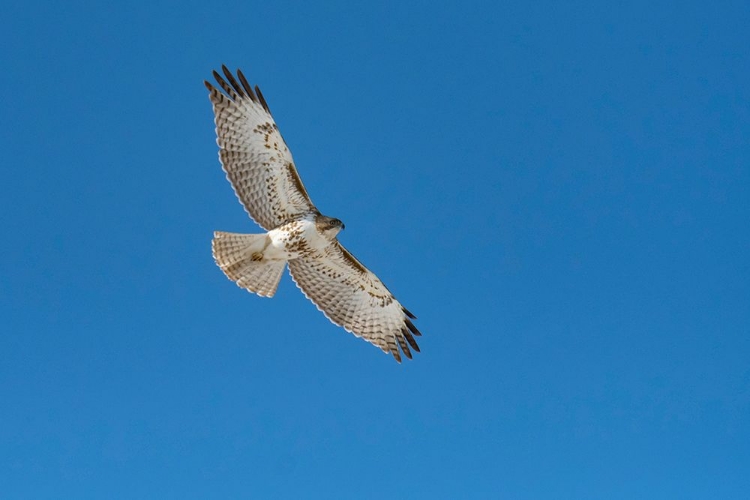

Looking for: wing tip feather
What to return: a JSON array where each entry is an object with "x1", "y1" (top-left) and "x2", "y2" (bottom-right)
[
  {"x1": 402, "y1": 326, "x2": 421, "y2": 353},
  {"x1": 391, "y1": 348, "x2": 402, "y2": 363},
  {"x1": 208, "y1": 65, "x2": 272, "y2": 114},
  {"x1": 402, "y1": 306, "x2": 417, "y2": 319},
  {"x1": 396, "y1": 334, "x2": 412, "y2": 361},
  {"x1": 404, "y1": 316, "x2": 422, "y2": 337},
  {"x1": 254, "y1": 85, "x2": 272, "y2": 114}
]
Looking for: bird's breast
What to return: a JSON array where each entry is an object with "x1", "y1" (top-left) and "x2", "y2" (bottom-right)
[{"x1": 268, "y1": 218, "x2": 330, "y2": 259}]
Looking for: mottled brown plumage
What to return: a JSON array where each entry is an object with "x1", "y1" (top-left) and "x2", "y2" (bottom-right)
[{"x1": 206, "y1": 66, "x2": 422, "y2": 362}]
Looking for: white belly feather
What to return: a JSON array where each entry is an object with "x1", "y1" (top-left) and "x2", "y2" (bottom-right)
[{"x1": 266, "y1": 217, "x2": 330, "y2": 260}]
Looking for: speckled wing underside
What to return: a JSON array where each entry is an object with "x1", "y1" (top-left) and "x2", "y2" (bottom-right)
[
  {"x1": 205, "y1": 66, "x2": 317, "y2": 230},
  {"x1": 288, "y1": 242, "x2": 421, "y2": 362}
]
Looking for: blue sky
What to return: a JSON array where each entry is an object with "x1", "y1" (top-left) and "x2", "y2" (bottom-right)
[{"x1": 1, "y1": 0, "x2": 748, "y2": 498}]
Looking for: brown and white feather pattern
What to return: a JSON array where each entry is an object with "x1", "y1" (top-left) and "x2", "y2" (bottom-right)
[
  {"x1": 211, "y1": 231, "x2": 286, "y2": 297},
  {"x1": 205, "y1": 66, "x2": 317, "y2": 231},
  {"x1": 288, "y1": 242, "x2": 421, "y2": 362},
  {"x1": 207, "y1": 67, "x2": 422, "y2": 362}
]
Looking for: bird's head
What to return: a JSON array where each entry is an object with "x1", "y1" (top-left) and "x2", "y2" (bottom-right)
[{"x1": 317, "y1": 215, "x2": 345, "y2": 238}]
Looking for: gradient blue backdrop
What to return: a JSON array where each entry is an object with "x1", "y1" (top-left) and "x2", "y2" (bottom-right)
[{"x1": 1, "y1": 1, "x2": 748, "y2": 498}]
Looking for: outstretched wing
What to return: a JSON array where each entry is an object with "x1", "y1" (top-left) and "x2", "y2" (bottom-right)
[
  {"x1": 205, "y1": 66, "x2": 317, "y2": 230},
  {"x1": 288, "y1": 242, "x2": 421, "y2": 362}
]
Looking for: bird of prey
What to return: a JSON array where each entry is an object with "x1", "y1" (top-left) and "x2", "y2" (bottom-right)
[{"x1": 205, "y1": 66, "x2": 421, "y2": 362}]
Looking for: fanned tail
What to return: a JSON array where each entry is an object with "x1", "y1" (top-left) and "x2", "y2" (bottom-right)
[{"x1": 212, "y1": 231, "x2": 286, "y2": 297}]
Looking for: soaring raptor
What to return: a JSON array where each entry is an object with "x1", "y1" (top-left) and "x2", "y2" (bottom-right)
[{"x1": 205, "y1": 66, "x2": 421, "y2": 362}]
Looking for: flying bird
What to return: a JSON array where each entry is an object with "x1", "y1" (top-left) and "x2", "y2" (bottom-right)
[{"x1": 205, "y1": 66, "x2": 421, "y2": 362}]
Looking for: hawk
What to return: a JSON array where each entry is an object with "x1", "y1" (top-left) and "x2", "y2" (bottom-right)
[{"x1": 205, "y1": 66, "x2": 422, "y2": 362}]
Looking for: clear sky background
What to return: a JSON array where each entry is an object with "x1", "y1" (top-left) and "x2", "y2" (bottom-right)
[{"x1": 1, "y1": 1, "x2": 748, "y2": 498}]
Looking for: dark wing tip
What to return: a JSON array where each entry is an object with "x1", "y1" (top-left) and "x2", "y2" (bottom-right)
[
  {"x1": 221, "y1": 65, "x2": 246, "y2": 98},
  {"x1": 211, "y1": 69, "x2": 235, "y2": 97},
  {"x1": 209, "y1": 66, "x2": 271, "y2": 114},
  {"x1": 402, "y1": 326, "x2": 421, "y2": 353},
  {"x1": 396, "y1": 334, "x2": 413, "y2": 360},
  {"x1": 254, "y1": 85, "x2": 272, "y2": 114},
  {"x1": 236, "y1": 69, "x2": 258, "y2": 102},
  {"x1": 204, "y1": 80, "x2": 215, "y2": 92},
  {"x1": 220, "y1": 64, "x2": 233, "y2": 83},
  {"x1": 404, "y1": 317, "x2": 422, "y2": 337},
  {"x1": 391, "y1": 348, "x2": 402, "y2": 363},
  {"x1": 402, "y1": 307, "x2": 417, "y2": 319}
]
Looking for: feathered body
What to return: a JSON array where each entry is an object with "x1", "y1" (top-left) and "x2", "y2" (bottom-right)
[{"x1": 206, "y1": 66, "x2": 421, "y2": 362}]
